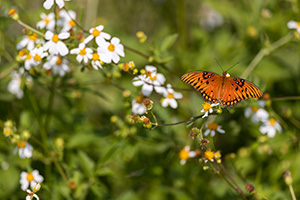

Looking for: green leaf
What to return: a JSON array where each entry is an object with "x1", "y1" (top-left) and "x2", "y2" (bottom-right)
[
  {"x1": 96, "y1": 141, "x2": 124, "y2": 167},
  {"x1": 160, "y1": 33, "x2": 178, "y2": 52},
  {"x1": 78, "y1": 150, "x2": 95, "y2": 176}
]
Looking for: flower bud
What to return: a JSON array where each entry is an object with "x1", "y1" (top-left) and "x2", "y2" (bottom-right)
[{"x1": 8, "y1": 8, "x2": 19, "y2": 20}]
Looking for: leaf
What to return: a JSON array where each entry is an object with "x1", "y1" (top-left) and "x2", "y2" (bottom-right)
[
  {"x1": 160, "y1": 33, "x2": 178, "y2": 52},
  {"x1": 96, "y1": 141, "x2": 124, "y2": 168},
  {"x1": 78, "y1": 150, "x2": 95, "y2": 176}
]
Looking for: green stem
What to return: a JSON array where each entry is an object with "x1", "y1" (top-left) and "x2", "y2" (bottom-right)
[
  {"x1": 289, "y1": 184, "x2": 297, "y2": 200},
  {"x1": 241, "y1": 33, "x2": 293, "y2": 79},
  {"x1": 44, "y1": 77, "x2": 57, "y2": 131},
  {"x1": 17, "y1": 19, "x2": 44, "y2": 37}
]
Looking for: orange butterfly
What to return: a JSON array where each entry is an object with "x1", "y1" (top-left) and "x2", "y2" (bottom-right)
[{"x1": 181, "y1": 70, "x2": 263, "y2": 106}]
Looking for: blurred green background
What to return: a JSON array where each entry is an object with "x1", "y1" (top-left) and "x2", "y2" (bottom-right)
[{"x1": 0, "y1": 0, "x2": 300, "y2": 199}]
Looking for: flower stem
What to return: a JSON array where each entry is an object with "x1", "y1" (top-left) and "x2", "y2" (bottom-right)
[
  {"x1": 241, "y1": 33, "x2": 293, "y2": 79},
  {"x1": 17, "y1": 19, "x2": 45, "y2": 37},
  {"x1": 289, "y1": 184, "x2": 297, "y2": 200}
]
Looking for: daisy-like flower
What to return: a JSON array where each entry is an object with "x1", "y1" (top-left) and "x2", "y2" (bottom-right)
[
  {"x1": 20, "y1": 170, "x2": 44, "y2": 191},
  {"x1": 58, "y1": 9, "x2": 76, "y2": 32},
  {"x1": 14, "y1": 140, "x2": 33, "y2": 159},
  {"x1": 179, "y1": 145, "x2": 197, "y2": 165},
  {"x1": 204, "y1": 122, "x2": 225, "y2": 137},
  {"x1": 98, "y1": 37, "x2": 125, "y2": 64},
  {"x1": 201, "y1": 102, "x2": 219, "y2": 118},
  {"x1": 132, "y1": 65, "x2": 166, "y2": 96},
  {"x1": 26, "y1": 189, "x2": 39, "y2": 200},
  {"x1": 259, "y1": 118, "x2": 282, "y2": 138},
  {"x1": 29, "y1": 47, "x2": 48, "y2": 69},
  {"x1": 43, "y1": 55, "x2": 70, "y2": 76},
  {"x1": 91, "y1": 52, "x2": 103, "y2": 70},
  {"x1": 204, "y1": 150, "x2": 215, "y2": 162},
  {"x1": 43, "y1": 30, "x2": 70, "y2": 56},
  {"x1": 43, "y1": 0, "x2": 70, "y2": 10},
  {"x1": 244, "y1": 107, "x2": 269, "y2": 123},
  {"x1": 70, "y1": 43, "x2": 93, "y2": 64},
  {"x1": 17, "y1": 33, "x2": 42, "y2": 50},
  {"x1": 37, "y1": 12, "x2": 55, "y2": 31},
  {"x1": 7, "y1": 68, "x2": 32, "y2": 99},
  {"x1": 161, "y1": 84, "x2": 183, "y2": 109},
  {"x1": 84, "y1": 25, "x2": 111, "y2": 45},
  {"x1": 132, "y1": 96, "x2": 145, "y2": 115},
  {"x1": 287, "y1": 20, "x2": 300, "y2": 33}
]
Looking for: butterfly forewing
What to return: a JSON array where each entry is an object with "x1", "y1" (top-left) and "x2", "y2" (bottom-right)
[{"x1": 181, "y1": 71, "x2": 222, "y2": 104}]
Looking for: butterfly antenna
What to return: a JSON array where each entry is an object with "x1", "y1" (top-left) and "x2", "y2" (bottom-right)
[
  {"x1": 226, "y1": 62, "x2": 240, "y2": 72},
  {"x1": 214, "y1": 58, "x2": 224, "y2": 72}
]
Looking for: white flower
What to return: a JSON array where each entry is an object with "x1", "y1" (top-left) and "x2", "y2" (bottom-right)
[
  {"x1": 20, "y1": 170, "x2": 44, "y2": 191},
  {"x1": 132, "y1": 97, "x2": 145, "y2": 115},
  {"x1": 259, "y1": 118, "x2": 282, "y2": 138},
  {"x1": 244, "y1": 107, "x2": 269, "y2": 123},
  {"x1": 43, "y1": 55, "x2": 70, "y2": 76},
  {"x1": 201, "y1": 102, "x2": 219, "y2": 118},
  {"x1": 199, "y1": 3, "x2": 223, "y2": 32},
  {"x1": 43, "y1": 0, "x2": 70, "y2": 10},
  {"x1": 37, "y1": 12, "x2": 55, "y2": 31},
  {"x1": 84, "y1": 25, "x2": 111, "y2": 45},
  {"x1": 179, "y1": 146, "x2": 197, "y2": 165},
  {"x1": 204, "y1": 122, "x2": 225, "y2": 137},
  {"x1": 161, "y1": 84, "x2": 183, "y2": 109},
  {"x1": 26, "y1": 189, "x2": 39, "y2": 200},
  {"x1": 70, "y1": 43, "x2": 93, "y2": 63},
  {"x1": 58, "y1": 10, "x2": 76, "y2": 32},
  {"x1": 98, "y1": 37, "x2": 125, "y2": 64},
  {"x1": 14, "y1": 141, "x2": 33, "y2": 159},
  {"x1": 43, "y1": 31, "x2": 70, "y2": 56},
  {"x1": 90, "y1": 52, "x2": 103, "y2": 70},
  {"x1": 287, "y1": 20, "x2": 300, "y2": 33},
  {"x1": 132, "y1": 65, "x2": 166, "y2": 96},
  {"x1": 16, "y1": 33, "x2": 43, "y2": 50},
  {"x1": 22, "y1": 46, "x2": 48, "y2": 70},
  {"x1": 7, "y1": 68, "x2": 32, "y2": 99}
]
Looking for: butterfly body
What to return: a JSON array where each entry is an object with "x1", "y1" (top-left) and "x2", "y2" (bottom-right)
[{"x1": 181, "y1": 71, "x2": 263, "y2": 106}]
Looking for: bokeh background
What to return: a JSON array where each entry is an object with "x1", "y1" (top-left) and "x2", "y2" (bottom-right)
[{"x1": 0, "y1": 0, "x2": 300, "y2": 199}]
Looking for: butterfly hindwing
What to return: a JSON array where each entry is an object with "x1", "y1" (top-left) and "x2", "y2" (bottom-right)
[
  {"x1": 220, "y1": 76, "x2": 263, "y2": 106},
  {"x1": 181, "y1": 71, "x2": 222, "y2": 104}
]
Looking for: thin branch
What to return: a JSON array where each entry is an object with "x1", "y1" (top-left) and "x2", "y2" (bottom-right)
[{"x1": 154, "y1": 114, "x2": 203, "y2": 127}]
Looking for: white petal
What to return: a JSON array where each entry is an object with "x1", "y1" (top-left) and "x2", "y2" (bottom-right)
[
  {"x1": 169, "y1": 99, "x2": 178, "y2": 109},
  {"x1": 70, "y1": 48, "x2": 79, "y2": 54},
  {"x1": 217, "y1": 127, "x2": 225, "y2": 134},
  {"x1": 202, "y1": 112, "x2": 208, "y2": 118},
  {"x1": 45, "y1": 31, "x2": 54, "y2": 40},
  {"x1": 180, "y1": 159, "x2": 186, "y2": 165},
  {"x1": 259, "y1": 125, "x2": 269, "y2": 134},
  {"x1": 43, "y1": 0, "x2": 54, "y2": 10},
  {"x1": 154, "y1": 85, "x2": 166, "y2": 94},
  {"x1": 58, "y1": 32, "x2": 70, "y2": 39},
  {"x1": 244, "y1": 107, "x2": 252, "y2": 118},
  {"x1": 145, "y1": 65, "x2": 157, "y2": 72},
  {"x1": 101, "y1": 32, "x2": 111, "y2": 40},
  {"x1": 188, "y1": 151, "x2": 196, "y2": 158},
  {"x1": 115, "y1": 44, "x2": 125, "y2": 57},
  {"x1": 84, "y1": 35, "x2": 94, "y2": 44},
  {"x1": 141, "y1": 84, "x2": 153, "y2": 96},
  {"x1": 267, "y1": 128, "x2": 276, "y2": 138},
  {"x1": 76, "y1": 55, "x2": 83, "y2": 63},
  {"x1": 275, "y1": 122, "x2": 282, "y2": 133},
  {"x1": 56, "y1": 41, "x2": 69, "y2": 56},
  {"x1": 287, "y1": 21, "x2": 297, "y2": 29},
  {"x1": 211, "y1": 130, "x2": 216, "y2": 137},
  {"x1": 161, "y1": 99, "x2": 169, "y2": 107},
  {"x1": 16, "y1": 38, "x2": 29, "y2": 50},
  {"x1": 111, "y1": 37, "x2": 120, "y2": 45},
  {"x1": 174, "y1": 92, "x2": 183, "y2": 99},
  {"x1": 203, "y1": 129, "x2": 210, "y2": 136},
  {"x1": 132, "y1": 79, "x2": 145, "y2": 87},
  {"x1": 112, "y1": 53, "x2": 120, "y2": 63},
  {"x1": 156, "y1": 73, "x2": 166, "y2": 84},
  {"x1": 256, "y1": 109, "x2": 269, "y2": 122},
  {"x1": 55, "y1": 0, "x2": 65, "y2": 8}
]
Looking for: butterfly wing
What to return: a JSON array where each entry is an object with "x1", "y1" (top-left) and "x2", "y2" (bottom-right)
[
  {"x1": 181, "y1": 71, "x2": 223, "y2": 104},
  {"x1": 220, "y1": 76, "x2": 263, "y2": 106}
]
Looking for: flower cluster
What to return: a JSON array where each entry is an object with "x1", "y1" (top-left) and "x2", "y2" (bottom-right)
[{"x1": 245, "y1": 103, "x2": 282, "y2": 138}]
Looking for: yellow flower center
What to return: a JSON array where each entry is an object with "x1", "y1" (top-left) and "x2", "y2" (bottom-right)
[
  {"x1": 44, "y1": 18, "x2": 50, "y2": 24},
  {"x1": 214, "y1": 152, "x2": 221, "y2": 159},
  {"x1": 26, "y1": 172, "x2": 34, "y2": 182},
  {"x1": 8, "y1": 8, "x2": 16, "y2": 16},
  {"x1": 52, "y1": 34, "x2": 59, "y2": 43},
  {"x1": 25, "y1": 54, "x2": 32, "y2": 60},
  {"x1": 269, "y1": 118, "x2": 276, "y2": 126},
  {"x1": 297, "y1": 22, "x2": 300, "y2": 28},
  {"x1": 69, "y1": 20, "x2": 76, "y2": 27},
  {"x1": 136, "y1": 96, "x2": 143, "y2": 104},
  {"x1": 28, "y1": 33, "x2": 38, "y2": 41},
  {"x1": 3, "y1": 127, "x2": 12, "y2": 136},
  {"x1": 79, "y1": 48, "x2": 87, "y2": 55},
  {"x1": 202, "y1": 102, "x2": 212, "y2": 111},
  {"x1": 204, "y1": 150, "x2": 215, "y2": 161},
  {"x1": 167, "y1": 93, "x2": 174, "y2": 99},
  {"x1": 17, "y1": 140, "x2": 26, "y2": 149},
  {"x1": 207, "y1": 122, "x2": 218, "y2": 131},
  {"x1": 92, "y1": 53, "x2": 99, "y2": 61},
  {"x1": 146, "y1": 70, "x2": 152, "y2": 77},
  {"x1": 251, "y1": 107, "x2": 259, "y2": 113},
  {"x1": 108, "y1": 44, "x2": 115, "y2": 52},
  {"x1": 92, "y1": 28, "x2": 100, "y2": 37},
  {"x1": 33, "y1": 54, "x2": 41, "y2": 62},
  {"x1": 149, "y1": 75, "x2": 157, "y2": 81},
  {"x1": 179, "y1": 149, "x2": 189, "y2": 160},
  {"x1": 56, "y1": 57, "x2": 62, "y2": 65},
  {"x1": 19, "y1": 50, "x2": 26, "y2": 57}
]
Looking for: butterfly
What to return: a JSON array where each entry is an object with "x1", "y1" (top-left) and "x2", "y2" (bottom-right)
[{"x1": 181, "y1": 70, "x2": 263, "y2": 106}]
